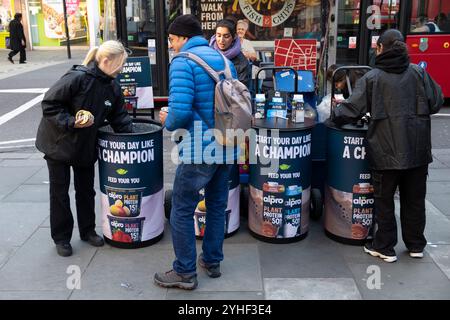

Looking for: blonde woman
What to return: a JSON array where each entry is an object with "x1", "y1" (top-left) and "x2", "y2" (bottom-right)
[{"x1": 36, "y1": 40, "x2": 133, "y2": 257}]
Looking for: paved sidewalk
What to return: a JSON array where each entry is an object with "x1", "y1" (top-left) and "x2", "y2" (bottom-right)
[
  {"x1": 0, "y1": 145, "x2": 448, "y2": 300},
  {"x1": 0, "y1": 48, "x2": 88, "y2": 81},
  {"x1": 0, "y1": 53, "x2": 448, "y2": 300}
]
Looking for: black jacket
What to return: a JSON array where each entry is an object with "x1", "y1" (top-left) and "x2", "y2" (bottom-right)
[
  {"x1": 231, "y1": 52, "x2": 251, "y2": 88},
  {"x1": 8, "y1": 18, "x2": 26, "y2": 51},
  {"x1": 333, "y1": 62, "x2": 443, "y2": 170},
  {"x1": 36, "y1": 63, "x2": 133, "y2": 166}
]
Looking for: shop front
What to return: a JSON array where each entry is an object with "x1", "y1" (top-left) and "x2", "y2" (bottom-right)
[
  {"x1": 24, "y1": 0, "x2": 105, "y2": 47},
  {"x1": 0, "y1": 0, "x2": 17, "y2": 49},
  {"x1": 106, "y1": 0, "x2": 324, "y2": 98}
]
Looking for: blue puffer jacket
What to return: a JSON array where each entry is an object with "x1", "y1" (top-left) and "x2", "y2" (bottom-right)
[{"x1": 165, "y1": 36, "x2": 238, "y2": 164}]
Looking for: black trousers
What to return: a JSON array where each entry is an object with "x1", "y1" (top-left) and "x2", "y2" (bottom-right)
[
  {"x1": 46, "y1": 158, "x2": 96, "y2": 244},
  {"x1": 8, "y1": 47, "x2": 26, "y2": 63},
  {"x1": 371, "y1": 165, "x2": 428, "y2": 255}
]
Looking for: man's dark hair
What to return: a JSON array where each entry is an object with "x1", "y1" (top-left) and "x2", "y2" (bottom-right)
[
  {"x1": 14, "y1": 13, "x2": 22, "y2": 20},
  {"x1": 216, "y1": 19, "x2": 236, "y2": 38},
  {"x1": 377, "y1": 29, "x2": 406, "y2": 51}
]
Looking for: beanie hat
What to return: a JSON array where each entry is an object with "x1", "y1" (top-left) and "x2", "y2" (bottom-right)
[{"x1": 168, "y1": 14, "x2": 203, "y2": 38}]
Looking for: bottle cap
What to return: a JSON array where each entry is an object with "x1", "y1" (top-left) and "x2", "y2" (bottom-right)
[
  {"x1": 293, "y1": 94, "x2": 304, "y2": 102},
  {"x1": 255, "y1": 94, "x2": 266, "y2": 101}
]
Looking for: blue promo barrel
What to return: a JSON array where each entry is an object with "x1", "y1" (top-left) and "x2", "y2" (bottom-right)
[
  {"x1": 98, "y1": 119, "x2": 164, "y2": 248},
  {"x1": 248, "y1": 118, "x2": 314, "y2": 243},
  {"x1": 194, "y1": 164, "x2": 240, "y2": 239},
  {"x1": 324, "y1": 123, "x2": 374, "y2": 245}
]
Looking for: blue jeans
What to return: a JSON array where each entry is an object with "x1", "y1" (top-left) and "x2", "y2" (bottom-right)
[{"x1": 170, "y1": 164, "x2": 230, "y2": 276}]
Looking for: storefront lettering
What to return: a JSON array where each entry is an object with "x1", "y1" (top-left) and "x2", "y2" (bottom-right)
[
  {"x1": 200, "y1": 0, "x2": 224, "y2": 30},
  {"x1": 233, "y1": 0, "x2": 287, "y2": 11},
  {"x1": 237, "y1": 0, "x2": 295, "y2": 27}
]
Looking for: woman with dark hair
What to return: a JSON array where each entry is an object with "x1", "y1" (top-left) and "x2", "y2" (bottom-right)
[
  {"x1": 210, "y1": 19, "x2": 251, "y2": 88},
  {"x1": 326, "y1": 64, "x2": 368, "y2": 99},
  {"x1": 333, "y1": 29, "x2": 444, "y2": 263}
]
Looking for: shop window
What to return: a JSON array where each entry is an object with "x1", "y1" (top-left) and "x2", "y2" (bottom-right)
[{"x1": 190, "y1": 0, "x2": 322, "y2": 41}]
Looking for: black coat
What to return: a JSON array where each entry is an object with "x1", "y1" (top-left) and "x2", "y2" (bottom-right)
[
  {"x1": 231, "y1": 52, "x2": 251, "y2": 88},
  {"x1": 8, "y1": 18, "x2": 25, "y2": 51},
  {"x1": 35, "y1": 63, "x2": 133, "y2": 166},
  {"x1": 332, "y1": 64, "x2": 443, "y2": 170}
]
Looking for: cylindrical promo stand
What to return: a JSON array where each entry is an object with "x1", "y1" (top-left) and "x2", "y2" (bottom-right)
[
  {"x1": 98, "y1": 119, "x2": 164, "y2": 248},
  {"x1": 249, "y1": 118, "x2": 314, "y2": 243},
  {"x1": 324, "y1": 123, "x2": 374, "y2": 245}
]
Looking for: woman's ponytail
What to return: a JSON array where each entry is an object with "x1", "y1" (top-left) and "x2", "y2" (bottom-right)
[{"x1": 82, "y1": 47, "x2": 99, "y2": 66}]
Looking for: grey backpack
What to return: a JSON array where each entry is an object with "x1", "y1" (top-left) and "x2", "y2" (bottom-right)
[{"x1": 176, "y1": 52, "x2": 252, "y2": 146}]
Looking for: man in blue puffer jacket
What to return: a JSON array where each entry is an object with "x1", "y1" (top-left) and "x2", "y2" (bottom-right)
[{"x1": 154, "y1": 14, "x2": 238, "y2": 290}]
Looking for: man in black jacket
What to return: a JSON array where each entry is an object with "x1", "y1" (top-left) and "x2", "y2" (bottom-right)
[
  {"x1": 332, "y1": 29, "x2": 444, "y2": 263},
  {"x1": 7, "y1": 13, "x2": 26, "y2": 64}
]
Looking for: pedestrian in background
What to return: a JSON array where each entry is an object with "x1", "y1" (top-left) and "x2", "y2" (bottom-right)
[
  {"x1": 332, "y1": 29, "x2": 444, "y2": 263},
  {"x1": 7, "y1": 13, "x2": 26, "y2": 64},
  {"x1": 35, "y1": 40, "x2": 133, "y2": 257},
  {"x1": 155, "y1": 14, "x2": 237, "y2": 290},
  {"x1": 210, "y1": 19, "x2": 251, "y2": 88}
]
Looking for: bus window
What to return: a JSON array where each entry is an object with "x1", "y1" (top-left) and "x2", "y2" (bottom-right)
[
  {"x1": 406, "y1": 0, "x2": 450, "y2": 98},
  {"x1": 409, "y1": 0, "x2": 450, "y2": 34},
  {"x1": 336, "y1": 0, "x2": 361, "y2": 65}
]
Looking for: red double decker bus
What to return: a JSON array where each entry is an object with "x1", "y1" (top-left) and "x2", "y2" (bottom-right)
[
  {"x1": 336, "y1": 0, "x2": 449, "y2": 100},
  {"x1": 406, "y1": 0, "x2": 450, "y2": 99}
]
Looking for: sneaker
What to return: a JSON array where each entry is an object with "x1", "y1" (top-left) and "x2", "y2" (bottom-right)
[
  {"x1": 19, "y1": 61, "x2": 26, "y2": 64},
  {"x1": 7, "y1": 56, "x2": 13, "y2": 64},
  {"x1": 409, "y1": 251, "x2": 424, "y2": 258},
  {"x1": 154, "y1": 270, "x2": 198, "y2": 290},
  {"x1": 81, "y1": 231, "x2": 105, "y2": 247},
  {"x1": 56, "y1": 243, "x2": 73, "y2": 257},
  {"x1": 364, "y1": 243, "x2": 397, "y2": 263},
  {"x1": 198, "y1": 253, "x2": 221, "y2": 278}
]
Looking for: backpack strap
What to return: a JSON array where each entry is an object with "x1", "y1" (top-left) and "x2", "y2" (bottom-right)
[
  {"x1": 219, "y1": 53, "x2": 233, "y2": 80},
  {"x1": 174, "y1": 52, "x2": 232, "y2": 81}
]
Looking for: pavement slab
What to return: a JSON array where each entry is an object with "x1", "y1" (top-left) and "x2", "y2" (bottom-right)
[
  {"x1": 264, "y1": 278, "x2": 362, "y2": 300},
  {"x1": 0, "y1": 202, "x2": 49, "y2": 246},
  {"x1": 0, "y1": 166, "x2": 42, "y2": 200},
  {"x1": 0, "y1": 228, "x2": 97, "y2": 292},
  {"x1": 427, "y1": 245, "x2": 450, "y2": 280},
  {"x1": 348, "y1": 261, "x2": 450, "y2": 300},
  {"x1": 258, "y1": 223, "x2": 354, "y2": 279}
]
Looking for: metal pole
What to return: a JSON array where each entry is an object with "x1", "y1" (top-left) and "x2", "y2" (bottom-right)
[{"x1": 62, "y1": 0, "x2": 72, "y2": 59}]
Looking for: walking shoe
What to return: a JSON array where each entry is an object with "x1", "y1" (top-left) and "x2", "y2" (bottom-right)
[
  {"x1": 56, "y1": 243, "x2": 73, "y2": 257},
  {"x1": 7, "y1": 56, "x2": 13, "y2": 64},
  {"x1": 364, "y1": 243, "x2": 397, "y2": 263},
  {"x1": 154, "y1": 270, "x2": 198, "y2": 290},
  {"x1": 198, "y1": 253, "x2": 221, "y2": 278},
  {"x1": 19, "y1": 61, "x2": 26, "y2": 64},
  {"x1": 81, "y1": 231, "x2": 105, "y2": 247},
  {"x1": 409, "y1": 251, "x2": 424, "y2": 258}
]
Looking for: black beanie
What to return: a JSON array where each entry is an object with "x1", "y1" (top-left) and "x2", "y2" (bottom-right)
[{"x1": 168, "y1": 14, "x2": 203, "y2": 38}]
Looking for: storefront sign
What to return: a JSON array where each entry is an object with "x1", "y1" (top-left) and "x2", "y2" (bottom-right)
[
  {"x1": 237, "y1": 0, "x2": 296, "y2": 27},
  {"x1": 199, "y1": 0, "x2": 224, "y2": 31},
  {"x1": 116, "y1": 57, "x2": 154, "y2": 109}
]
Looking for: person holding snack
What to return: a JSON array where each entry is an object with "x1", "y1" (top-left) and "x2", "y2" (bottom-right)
[{"x1": 35, "y1": 40, "x2": 133, "y2": 257}]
